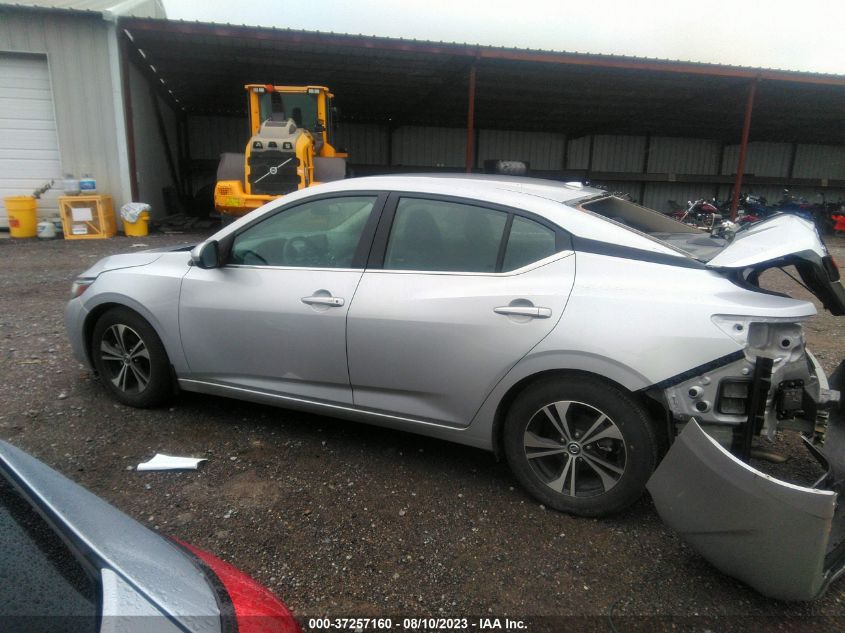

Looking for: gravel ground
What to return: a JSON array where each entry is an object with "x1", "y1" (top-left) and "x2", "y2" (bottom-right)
[{"x1": 1, "y1": 231, "x2": 845, "y2": 632}]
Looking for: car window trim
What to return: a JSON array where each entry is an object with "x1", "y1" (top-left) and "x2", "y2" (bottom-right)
[
  {"x1": 495, "y1": 213, "x2": 515, "y2": 272},
  {"x1": 367, "y1": 191, "x2": 572, "y2": 272},
  {"x1": 224, "y1": 191, "x2": 389, "y2": 270},
  {"x1": 362, "y1": 250, "x2": 574, "y2": 278}
]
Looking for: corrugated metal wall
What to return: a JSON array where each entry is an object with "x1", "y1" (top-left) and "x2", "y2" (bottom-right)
[
  {"x1": 188, "y1": 115, "x2": 248, "y2": 160},
  {"x1": 566, "y1": 136, "x2": 591, "y2": 170},
  {"x1": 0, "y1": 11, "x2": 127, "y2": 210},
  {"x1": 591, "y1": 135, "x2": 647, "y2": 172},
  {"x1": 183, "y1": 115, "x2": 845, "y2": 212},
  {"x1": 392, "y1": 126, "x2": 466, "y2": 167},
  {"x1": 721, "y1": 142, "x2": 792, "y2": 177},
  {"x1": 793, "y1": 145, "x2": 845, "y2": 179},
  {"x1": 477, "y1": 129, "x2": 565, "y2": 170},
  {"x1": 647, "y1": 137, "x2": 721, "y2": 175},
  {"x1": 129, "y1": 63, "x2": 179, "y2": 218},
  {"x1": 335, "y1": 123, "x2": 388, "y2": 165}
]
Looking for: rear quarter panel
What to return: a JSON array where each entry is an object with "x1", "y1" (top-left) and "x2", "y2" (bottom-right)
[{"x1": 467, "y1": 252, "x2": 817, "y2": 449}]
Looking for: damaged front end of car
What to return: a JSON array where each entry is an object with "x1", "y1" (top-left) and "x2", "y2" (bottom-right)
[{"x1": 647, "y1": 214, "x2": 845, "y2": 600}]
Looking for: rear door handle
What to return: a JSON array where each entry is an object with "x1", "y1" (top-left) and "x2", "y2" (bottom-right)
[
  {"x1": 301, "y1": 295, "x2": 345, "y2": 307},
  {"x1": 494, "y1": 306, "x2": 552, "y2": 318}
]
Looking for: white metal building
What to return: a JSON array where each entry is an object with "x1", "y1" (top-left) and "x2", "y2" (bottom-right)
[
  {"x1": 1, "y1": 2, "x2": 844, "y2": 229},
  {"x1": 0, "y1": 0, "x2": 164, "y2": 226}
]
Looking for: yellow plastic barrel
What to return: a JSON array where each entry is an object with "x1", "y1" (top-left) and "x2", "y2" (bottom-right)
[
  {"x1": 124, "y1": 211, "x2": 150, "y2": 237},
  {"x1": 5, "y1": 196, "x2": 37, "y2": 238}
]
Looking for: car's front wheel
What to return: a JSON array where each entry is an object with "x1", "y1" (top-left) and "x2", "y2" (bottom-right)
[
  {"x1": 91, "y1": 307, "x2": 172, "y2": 408},
  {"x1": 503, "y1": 376, "x2": 659, "y2": 516}
]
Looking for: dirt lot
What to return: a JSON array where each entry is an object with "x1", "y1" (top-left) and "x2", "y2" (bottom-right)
[{"x1": 2, "y1": 230, "x2": 845, "y2": 632}]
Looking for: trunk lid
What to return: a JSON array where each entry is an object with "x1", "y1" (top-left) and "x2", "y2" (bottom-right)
[{"x1": 704, "y1": 214, "x2": 845, "y2": 315}]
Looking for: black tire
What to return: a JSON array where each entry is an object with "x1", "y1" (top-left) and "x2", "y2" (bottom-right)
[
  {"x1": 91, "y1": 307, "x2": 173, "y2": 408},
  {"x1": 503, "y1": 376, "x2": 658, "y2": 517}
]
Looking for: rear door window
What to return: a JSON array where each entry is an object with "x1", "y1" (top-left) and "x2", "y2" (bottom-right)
[
  {"x1": 382, "y1": 197, "x2": 564, "y2": 273},
  {"x1": 383, "y1": 198, "x2": 508, "y2": 272}
]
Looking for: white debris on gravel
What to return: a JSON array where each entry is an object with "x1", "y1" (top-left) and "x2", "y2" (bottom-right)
[{"x1": 137, "y1": 453, "x2": 207, "y2": 471}]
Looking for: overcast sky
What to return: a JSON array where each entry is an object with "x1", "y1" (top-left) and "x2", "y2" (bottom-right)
[{"x1": 162, "y1": 0, "x2": 845, "y2": 75}]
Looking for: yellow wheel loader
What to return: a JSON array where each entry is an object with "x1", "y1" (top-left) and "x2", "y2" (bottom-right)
[{"x1": 214, "y1": 84, "x2": 347, "y2": 218}]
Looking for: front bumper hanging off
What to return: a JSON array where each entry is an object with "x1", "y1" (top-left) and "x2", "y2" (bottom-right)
[{"x1": 647, "y1": 360, "x2": 845, "y2": 601}]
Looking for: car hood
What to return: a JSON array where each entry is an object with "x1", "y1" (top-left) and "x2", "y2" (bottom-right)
[
  {"x1": 81, "y1": 252, "x2": 164, "y2": 277},
  {"x1": 81, "y1": 245, "x2": 194, "y2": 278}
]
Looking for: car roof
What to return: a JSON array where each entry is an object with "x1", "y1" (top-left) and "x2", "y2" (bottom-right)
[
  {"x1": 315, "y1": 173, "x2": 604, "y2": 204},
  {"x1": 232, "y1": 173, "x2": 687, "y2": 257}
]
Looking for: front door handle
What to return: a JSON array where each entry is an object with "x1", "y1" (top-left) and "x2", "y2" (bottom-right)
[
  {"x1": 301, "y1": 295, "x2": 345, "y2": 307},
  {"x1": 494, "y1": 306, "x2": 552, "y2": 318}
]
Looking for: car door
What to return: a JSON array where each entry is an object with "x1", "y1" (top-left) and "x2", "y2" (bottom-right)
[
  {"x1": 346, "y1": 194, "x2": 576, "y2": 426},
  {"x1": 179, "y1": 193, "x2": 384, "y2": 405}
]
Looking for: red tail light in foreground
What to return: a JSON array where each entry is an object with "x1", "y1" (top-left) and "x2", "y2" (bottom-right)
[{"x1": 178, "y1": 540, "x2": 301, "y2": 633}]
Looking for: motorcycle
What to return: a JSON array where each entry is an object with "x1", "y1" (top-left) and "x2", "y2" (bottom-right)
[{"x1": 671, "y1": 199, "x2": 722, "y2": 230}]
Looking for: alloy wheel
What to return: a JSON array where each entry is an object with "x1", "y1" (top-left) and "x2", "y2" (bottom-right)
[
  {"x1": 523, "y1": 400, "x2": 627, "y2": 498},
  {"x1": 98, "y1": 324, "x2": 151, "y2": 394}
]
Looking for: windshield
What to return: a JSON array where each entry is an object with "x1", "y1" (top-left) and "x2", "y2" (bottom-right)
[{"x1": 259, "y1": 92, "x2": 319, "y2": 131}]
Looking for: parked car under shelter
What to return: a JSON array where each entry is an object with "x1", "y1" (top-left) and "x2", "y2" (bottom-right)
[{"x1": 65, "y1": 174, "x2": 845, "y2": 600}]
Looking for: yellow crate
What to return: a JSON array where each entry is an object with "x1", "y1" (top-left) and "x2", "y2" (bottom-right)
[{"x1": 59, "y1": 195, "x2": 116, "y2": 239}]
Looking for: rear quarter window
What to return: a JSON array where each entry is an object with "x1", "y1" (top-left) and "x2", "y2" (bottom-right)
[{"x1": 503, "y1": 216, "x2": 557, "y2": 271}]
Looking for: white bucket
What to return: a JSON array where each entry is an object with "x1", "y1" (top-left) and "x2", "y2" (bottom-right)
[{"x1": 37, "y1": 221, "x2": 57, "y2": 239}]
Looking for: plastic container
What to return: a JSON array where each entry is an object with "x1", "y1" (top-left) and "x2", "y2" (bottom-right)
[
  {"x1": 37, "y1": 221, "x2": 57, "y2": 239},
  {"x1": 62, "y1": 175, "x2": 80, "y2": 196},
  {"x1": 4, "y1": 196, "x2": 38, "y2": 238},
  {"x1": 79, "y1": 175, "x2": 96, "y2": 194},
  {"x1": 120, "y1": 203, "x2": 151, "y2": 236},
  {"x1": 123, "y1": 211, "x2": 150, "y2": 237}
]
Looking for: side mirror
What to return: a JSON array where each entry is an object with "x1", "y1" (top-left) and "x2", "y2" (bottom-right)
[{"x1": 190, "y1": 240, "x2": 220, "y2": 269}]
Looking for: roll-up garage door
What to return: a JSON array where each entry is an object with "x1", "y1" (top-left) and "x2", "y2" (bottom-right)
[{"x1": 0, "y1": 54, "x2": 62, "y2": 227}]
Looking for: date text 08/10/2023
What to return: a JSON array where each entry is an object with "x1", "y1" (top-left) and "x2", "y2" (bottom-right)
[{"x1": 306, "y1": 617, "x2": 528, "y2": 631}]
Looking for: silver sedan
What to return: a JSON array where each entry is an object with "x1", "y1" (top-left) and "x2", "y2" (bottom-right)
[{"x1": 66, "y1": 175, "x2": 845, "y2": 599}]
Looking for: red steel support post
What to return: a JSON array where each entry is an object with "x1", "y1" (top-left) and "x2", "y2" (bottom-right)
[
  {"x1": 465, "y1": 63, "x2": 476, "y2": 173},
  {"x1": 730, "y1": 79, "x2": 758, "y2": 221}
]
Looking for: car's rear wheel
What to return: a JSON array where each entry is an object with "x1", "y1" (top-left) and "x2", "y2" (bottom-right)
[
  {"x1": 91, "y1": 307, "x2": 172, "y2": 408},
  {"x1": 503, "y1": 376, "x2": 658, "y2": 516}
]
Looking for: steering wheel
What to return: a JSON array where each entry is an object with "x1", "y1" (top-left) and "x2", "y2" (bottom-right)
[
  {"x1": 239, "y1": 249, "x2": 268, "y2": 266},
  {"x1": 283, "y1": 236, "x2": 321, "y2": 266}
]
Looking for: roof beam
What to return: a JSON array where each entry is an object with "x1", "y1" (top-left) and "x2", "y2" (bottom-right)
[{"x1": 120, "y1": 18, "x2": 845, "y2": 87}]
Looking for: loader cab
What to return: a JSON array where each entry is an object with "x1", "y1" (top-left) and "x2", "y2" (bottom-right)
[
  {"x1": 257, "y1": 91, "x2": 317, "y2": 131},
  {"x1": 249, "y1": 85, "x2": 337, "y2": 148}
]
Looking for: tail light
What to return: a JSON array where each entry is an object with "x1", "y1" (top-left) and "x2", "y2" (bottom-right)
[{"x1": 175, "y1": 540, "x2": 301, "y2": 633}]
